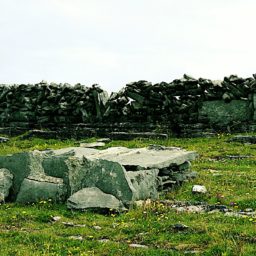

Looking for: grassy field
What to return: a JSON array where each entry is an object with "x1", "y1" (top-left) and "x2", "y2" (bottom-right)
[{"x1": 0, "y1": 134, "x2": 255, "y2": 255}]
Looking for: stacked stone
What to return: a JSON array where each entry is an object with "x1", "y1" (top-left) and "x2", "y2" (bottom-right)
[
  {"x1": 104, "y1": 74, "x2": 256, "y2": 133},
  {"x1": 103, "y1": 76, "x2": 204, "y2": 124},
  {"x1": 0, "y1": 75, "x2": 256, "y2": 134},
  {"x1": 0, "y1": 81, "x2": 108, "y2": 129}
]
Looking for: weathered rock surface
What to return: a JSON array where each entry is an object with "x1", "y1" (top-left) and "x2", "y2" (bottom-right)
[
  {"x1": 199, "y1": 100, "x2": 251, "y2": 127},
  {"x1": 127, "y1": 169, "x2": 159, "y2": 200},
  {"x1": 192, "y1": 185, "x2": 207, "y2": 194},
  {"x1": 0, "y1": 146, "x2": 197, "y2": 210},
  {"x1": 16, "y1": 175, "x2": 67, "y2": 203},
  {"x1": 0, "y1": 151, "x2": 45, "y2": 199},
  {"x1": 80, "y1": 142, "x2": 105, "y2": 148},
  {"x1": 0, "y1": 168, "x2": 13, "y2": 202},
  {"x1": 49, "y1": 146, "x2": 197, "y2": 170},
  {"x1": 89, "y1": 147, "x2": 197, "y2": 170},
  {"x1": 67, "y1": 187, "x2": 126, "y2": 211},
  {"x1": 65, "y1": 157, "x2": 135, "y2": 205}
]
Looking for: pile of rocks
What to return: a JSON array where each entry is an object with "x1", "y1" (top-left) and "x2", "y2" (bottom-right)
[
  {"x1": 0, "y1": 81, "x2": 108, "y2": 129},
  {"x1": 0, "y1": 74, "x2": 256, "y2": 136},
  {"x1": 104, "y1": 74, "x2": 256, "y2": 129},
  {"x1": 0, "y1": 146, "x2": 197, "y2": 211}
]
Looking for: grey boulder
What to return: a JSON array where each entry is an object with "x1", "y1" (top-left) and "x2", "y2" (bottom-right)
[
  {"x1": 16, "y1": 175, "x2": 67, "y2": 203},
  {"x1": 66, "y1": 157, "x2": 136, "y2": 205},
  {"x1": 67, "y1": 187, "x2": 126, "y2": 211},
  {"x1": 0, "y1": 168, "x2": 13, "y2": 202},
  {"x1": 0, "y1": 151, "x2": 45, "y2": 199}
]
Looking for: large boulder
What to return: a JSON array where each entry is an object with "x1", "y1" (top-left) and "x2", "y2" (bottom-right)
[
  {"x1": 0, "y1": 151, "x2": 45, "y2": 200},
  {"x1": 0, "y1": 168, "x2": 13, "y2": 202},
  {"x1": 67, "y1": 187, "x2": 126, "y2": 211},
  {"x1": 43, "y1": 152, "x2": 137, "y2": 204},
  {"x1": 16, "y1": 175, "x2": 67, "y2": 203},
  {"x1": 65, "y1": 157, "x2": 136, "y2": 205}
]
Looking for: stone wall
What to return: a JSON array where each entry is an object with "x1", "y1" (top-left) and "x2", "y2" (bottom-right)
[{"x1": 0, "y1": 74, "x2": 256, "y2": 136}]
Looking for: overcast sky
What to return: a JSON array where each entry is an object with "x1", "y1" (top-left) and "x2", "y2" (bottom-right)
[{"x1": 0, "y1": 0, "x2": 256, "y2": 92}]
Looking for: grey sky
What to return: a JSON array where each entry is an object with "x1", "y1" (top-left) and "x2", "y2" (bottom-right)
[{"x1": 1, "y1": 0, "x2": 256, "y2": 92}]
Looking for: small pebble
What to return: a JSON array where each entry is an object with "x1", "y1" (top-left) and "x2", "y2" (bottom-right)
[
  {"x1": 69, "y1": 235, "x2": 83, "y2": 241},
  {"x1": 52, "y1": 216, "x2": 61, "y2": 222},
  {"x1": 173, "y1": 223, "x2": 189, "y2": 231},
  {"x1": 93, "y1": 225, "x2": 102, "y2": 230},
  {"x1": 129, "y1": 244, "x2": 148, "y2": 249}
]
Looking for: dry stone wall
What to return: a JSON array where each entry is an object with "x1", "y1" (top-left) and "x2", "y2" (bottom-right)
[{"x1": 0, "y1": 74, "x2": 256, "y2": 137}]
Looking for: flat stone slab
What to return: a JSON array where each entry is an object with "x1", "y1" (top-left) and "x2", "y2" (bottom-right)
[
  {"x1": 80, "y1": 142, "x2": 105, "y2": 148},
  {"x1": 49, "y1": 146, "x2": 197, "y2": 170}
]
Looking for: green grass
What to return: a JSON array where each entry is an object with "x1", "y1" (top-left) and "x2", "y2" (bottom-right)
[{"x1": 0, "y1": 134, "x2": 255, "y2": 255}]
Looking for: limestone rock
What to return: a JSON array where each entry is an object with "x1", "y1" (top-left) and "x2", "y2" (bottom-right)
[
  {"x1": 199, "y1": 100, "x2": 251, "y2": 127},
  {"x1": 66, "y1": 157, "x2": 135, "y2": 205},
  {"x1": 0, "y1": 151, "x2": 45, "y2": 199},
  {"x1": 80, "y1": 142, "x2": 105, "y2": 148},
  {"x1": 192, "y1": 185, "x2": 207, "y2": 194},
  {"x1": 129, "y1": 244, "x2": 148, "y2": 249},
  {"x1": 84, "y1": 146, "x2": 198, "y2": 170},
  {"x1": 67, "y1": 187, "x2": 126, "y2": 211},
  {"x1": 16, "y1": 175, "x2": 67, "y2": 203},
  {"x1": 0, "y1": 168, "x2": 13, "y2": 202},
  {"x1": 127, "y1": 169, "x2": 159, "y2": 200},
  {"x1": 0, "y1": 137, "x2": 9, "y2": 143},
  {"x1": 45, "y1": 146, "x2": 197, "y2": 170}
]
